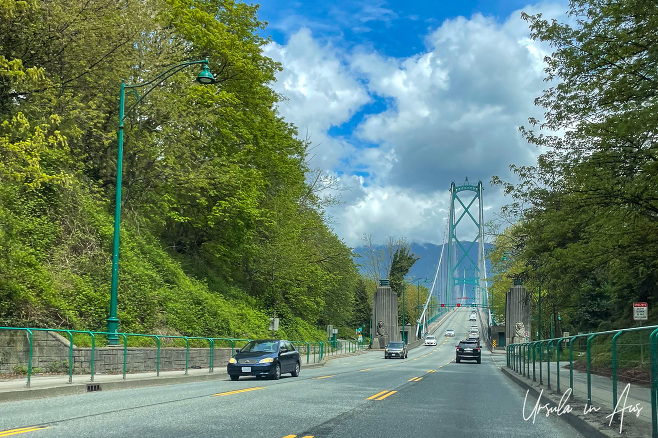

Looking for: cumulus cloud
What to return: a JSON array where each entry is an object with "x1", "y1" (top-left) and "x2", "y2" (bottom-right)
[
  {"x1": 263, "y1": 3, "x2": 567, "y2": 247},
  {"x1": 263, "y1": 28, "x2": 371, "y2": 169}
]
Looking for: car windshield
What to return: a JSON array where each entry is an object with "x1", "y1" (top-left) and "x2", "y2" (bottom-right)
[
  {"x1": 460, "y1": 342, "x2": 478, "y2": 347},
  {"x1": 241, "y1": 340, "x2": 278, "y2": 353},
  {"x1": 446, "y1": 329, "x2": 454, "y2": 332},
  {"x1": 388, "y1": 342, "x2": 404, "y2": 348},
  {"x1": 426, "y1": 336, "x2": 435, "y2": 340}
]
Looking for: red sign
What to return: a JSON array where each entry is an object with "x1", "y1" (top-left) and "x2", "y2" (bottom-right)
[{"x1": 633, "y1": 302, "x2": 648, "y2": 321}]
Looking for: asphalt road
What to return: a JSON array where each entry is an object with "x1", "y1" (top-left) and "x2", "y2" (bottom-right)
[{"x1": 0, "y1": 309, "x2": 580, "y2": 438}]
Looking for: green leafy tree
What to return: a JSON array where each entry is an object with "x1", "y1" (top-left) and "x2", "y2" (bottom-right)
[{"x1": 495, "y1": 0, "x2": 658, "y2": 330}]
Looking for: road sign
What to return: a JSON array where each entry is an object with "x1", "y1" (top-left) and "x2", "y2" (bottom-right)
[{"x1": 633, "y1": 302, "x2": 648, "y2": 321}]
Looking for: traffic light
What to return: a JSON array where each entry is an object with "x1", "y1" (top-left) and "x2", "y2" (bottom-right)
[
  {"x1": 456, "y1": 303, "x2": 460, "y2": 307},
  {"x1": 472, "y1": 303, "x2": 476, "y2": 307},
  {"x1": 441, "y1": 304, "x2": 445, "y2": 307}
]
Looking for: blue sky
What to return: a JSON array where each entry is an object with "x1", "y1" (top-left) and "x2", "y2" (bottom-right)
[{"x1": 250, "y1": 0, "x2": 568, "y2": 247}]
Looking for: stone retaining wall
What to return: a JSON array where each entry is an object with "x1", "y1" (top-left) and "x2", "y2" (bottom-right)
[{"x1": 0, "y1": 330, "x2": 234, "y2": 374}]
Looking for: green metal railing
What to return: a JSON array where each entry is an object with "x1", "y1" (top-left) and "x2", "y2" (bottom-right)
[
  {"x1": 0, "y1": 327, "x2": 367, "y2": 388},
  {"x1": 507, "y1": 324, "x2": 658, "y2": 437}
]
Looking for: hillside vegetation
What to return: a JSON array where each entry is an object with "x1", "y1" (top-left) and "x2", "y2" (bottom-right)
[{"x1": 0, "y1": 0, "x2": 362, "y2": 340}]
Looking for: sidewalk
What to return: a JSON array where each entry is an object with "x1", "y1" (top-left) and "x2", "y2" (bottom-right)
[
  {"x1": 0, "y1": 350, "x2": 366, "y2": 403},
  {"x1": 494, "y1": 349, "x2": 653, "y2": 438}
]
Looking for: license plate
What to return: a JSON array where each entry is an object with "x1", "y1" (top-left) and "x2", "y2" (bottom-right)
[
  {"x1": 241, "y1": 367, "x2": 251, "y2": 372},
  {"x1": 465, "y1": 349, "x2": 472, "y2": 352}
]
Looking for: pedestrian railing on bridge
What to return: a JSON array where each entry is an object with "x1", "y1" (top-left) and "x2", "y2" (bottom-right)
[
  {"x1": 0, "y1": 326, "x2": 367, "y2": 388},
  {"x1": 507, "y1": 325, "x2": 658, "y2": 437}
]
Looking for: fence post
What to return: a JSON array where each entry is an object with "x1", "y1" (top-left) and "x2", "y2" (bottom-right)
[
  {"x1": 649, "y1": 328, "x2": 658, "y2": 438},
  {"x1": 569, "y1": 335, "x2": 578, "y2": 399},
  {"x1": 532, "y1": 342, "x2": 536, "y2": 382},
  {"x1": 586, "y1": 334, "x2": 597, "y2": 407},
  {"x1": 556, "y1": 337, "x2": 566, "y2": 393},
  {"x1": 90, "y1": 332, "x2": 96, "y2": 382},
  {"x1": 66, "y1": 330, "x2": 74, "y2": 383},
  {"x1": 527, "y1": 342, "x2": 531, "y2": 376},
  {"x1": 122, "y1": 334, "x2": 127, "y2": 380},
  {"x1": 26, "y1": 329, "x2": 33, "y2": 388},
  {"x1": 612, "y1": 330, "x2": 623, "y2": 409},
  {"x1": 547, "y1": 340, "x2": 554, "y2": 390},
  {"x1": 539, "y1": 341, "x2": 543, "y2": 385},
  {"x1": 184, "y1": 337, "x2": 190, "y2": 375},
  {"x1": 155, "y1": 336, "x2": 161, "y2": 377},
  {"x1": 209, "y1": 339, "x2": 215, "y2": 373}
]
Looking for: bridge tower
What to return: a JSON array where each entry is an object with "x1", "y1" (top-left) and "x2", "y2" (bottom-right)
[{"x1": 445, "y1": 178, "x2": 487, "y2": 309}]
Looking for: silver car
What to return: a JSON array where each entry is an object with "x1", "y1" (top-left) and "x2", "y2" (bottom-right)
[{"x1": 384, "y1": 341, "x2": 408, "y2": 359}]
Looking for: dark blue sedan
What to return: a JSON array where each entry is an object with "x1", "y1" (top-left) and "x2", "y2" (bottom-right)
[{"x1": 227, "y1": 339, "x2": 301, "y2": 381}]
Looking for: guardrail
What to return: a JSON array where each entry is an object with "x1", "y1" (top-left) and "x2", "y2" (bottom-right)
[
  {"x1": 0, "y1": 327, "x2": 367, "y2": 388},
  {"x1": 507, "y1": 325, "x2": 658, "y2": 437}
]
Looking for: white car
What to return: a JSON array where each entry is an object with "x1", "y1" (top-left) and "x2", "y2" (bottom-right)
[
  {"x1": 469, "y1": 314, "x2": 477, "y2": 321},
  {"x1": 470, "y1": 325, "x2": 479, "y2": 332},
  {"x1": 444, "y1": 329, "x2": 455, "y2": 337},
  {"x1": 469, "y1": 330, "x2": 480, "y2": 339},
  {"x1": 424, "y1": 335, "x2": 437, "y2": 346}
]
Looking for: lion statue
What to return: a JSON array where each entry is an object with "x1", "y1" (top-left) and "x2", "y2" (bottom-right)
[
  {"x1": 376, "y1": 320, "x2": 387, "y2": 336},
  {"x1": 514, "y1": 321, "x2": 525, "y2": 340}
]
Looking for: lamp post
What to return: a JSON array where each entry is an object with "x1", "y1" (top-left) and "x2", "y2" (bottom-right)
[
  {"x1": 402, "y1": 281, "x2": 406, "y2": 343},
  {"x1": 538, "y1": 283, "x2": 542, "y2": 341},
  {"x1": 107, "y1": 59, "x2": 215, "y2": 344}
]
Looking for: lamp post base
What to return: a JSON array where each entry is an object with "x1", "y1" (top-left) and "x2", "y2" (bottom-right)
[{"x1": 107, "y1": 317, "x2": 119, "y2": 345}]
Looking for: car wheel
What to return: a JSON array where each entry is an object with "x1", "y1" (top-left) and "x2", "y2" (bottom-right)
[
  {"x1": 272, "y1": 363, "x2": 281, "y2": 380},
  {"x1": 229, "y1": 374, "x2": 239, "y2": 381},
  {"x1": 477, "y1": 358, "x2": 481, "y2": 364},
  {"x1": 456, "y1": 357, "x2": 461, "y2": 363},
  {"x1": 291, "y1": 362, "x2": 300, "y2": 377}
]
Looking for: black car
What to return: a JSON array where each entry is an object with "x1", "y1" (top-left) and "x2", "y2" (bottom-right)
[
  {"x1": 384, "y1": 341, "x2": 408, "y2": 359},
  {"x1": 456, "y1": 340, "x2": 481, "y2": 363},
  {"x1": 227, "y1": 339, "x2": 301, "y2": 380}
]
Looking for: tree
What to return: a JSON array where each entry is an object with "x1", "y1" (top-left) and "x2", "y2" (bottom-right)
[
  {"x1": 494, "y1": 0, "x2": 658, "y2": 330},
  {"x1": 0, "y1": 0, "x2": 363, "y2": 340}
]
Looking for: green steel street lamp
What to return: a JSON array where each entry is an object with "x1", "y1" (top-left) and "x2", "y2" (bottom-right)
[
  {"x1": 107, "y1": 59, "x2": 215, "y2": 344},
  {"x1": 402, "y1": 281, "x2": 406, "y2": 343}
]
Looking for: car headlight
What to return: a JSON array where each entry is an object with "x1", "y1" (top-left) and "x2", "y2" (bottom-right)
[
  {"x1": 229, "y1": 358, "x2": 237, "y2": 364},
  {"x1": 258, "y1": 357, "x2": 274, "y2": 364},
  {"x1": 385, "y1": 348, "x2": 389, "y2": 352}
]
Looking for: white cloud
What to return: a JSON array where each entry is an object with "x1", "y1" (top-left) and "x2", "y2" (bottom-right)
[
  {"x1": 263, "y1": 3, "x2": 567, "y2": 247},
  {"x1": 263, "y1": 28, "x2": 370, "y2": 170}
]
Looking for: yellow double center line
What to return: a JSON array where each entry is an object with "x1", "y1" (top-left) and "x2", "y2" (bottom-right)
[
  {"x1": 408, "y1": 377, "x2": 423, "y2": 382},
  {"x1": 213, "y1": 387, "x2": 265, "y2": 397},
  {"x1": 0, "y1": 427, "x2": 48, "y2": 437},
  {"x1": 367, "y1": 390, "x2": 397, "y2": 401}
]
